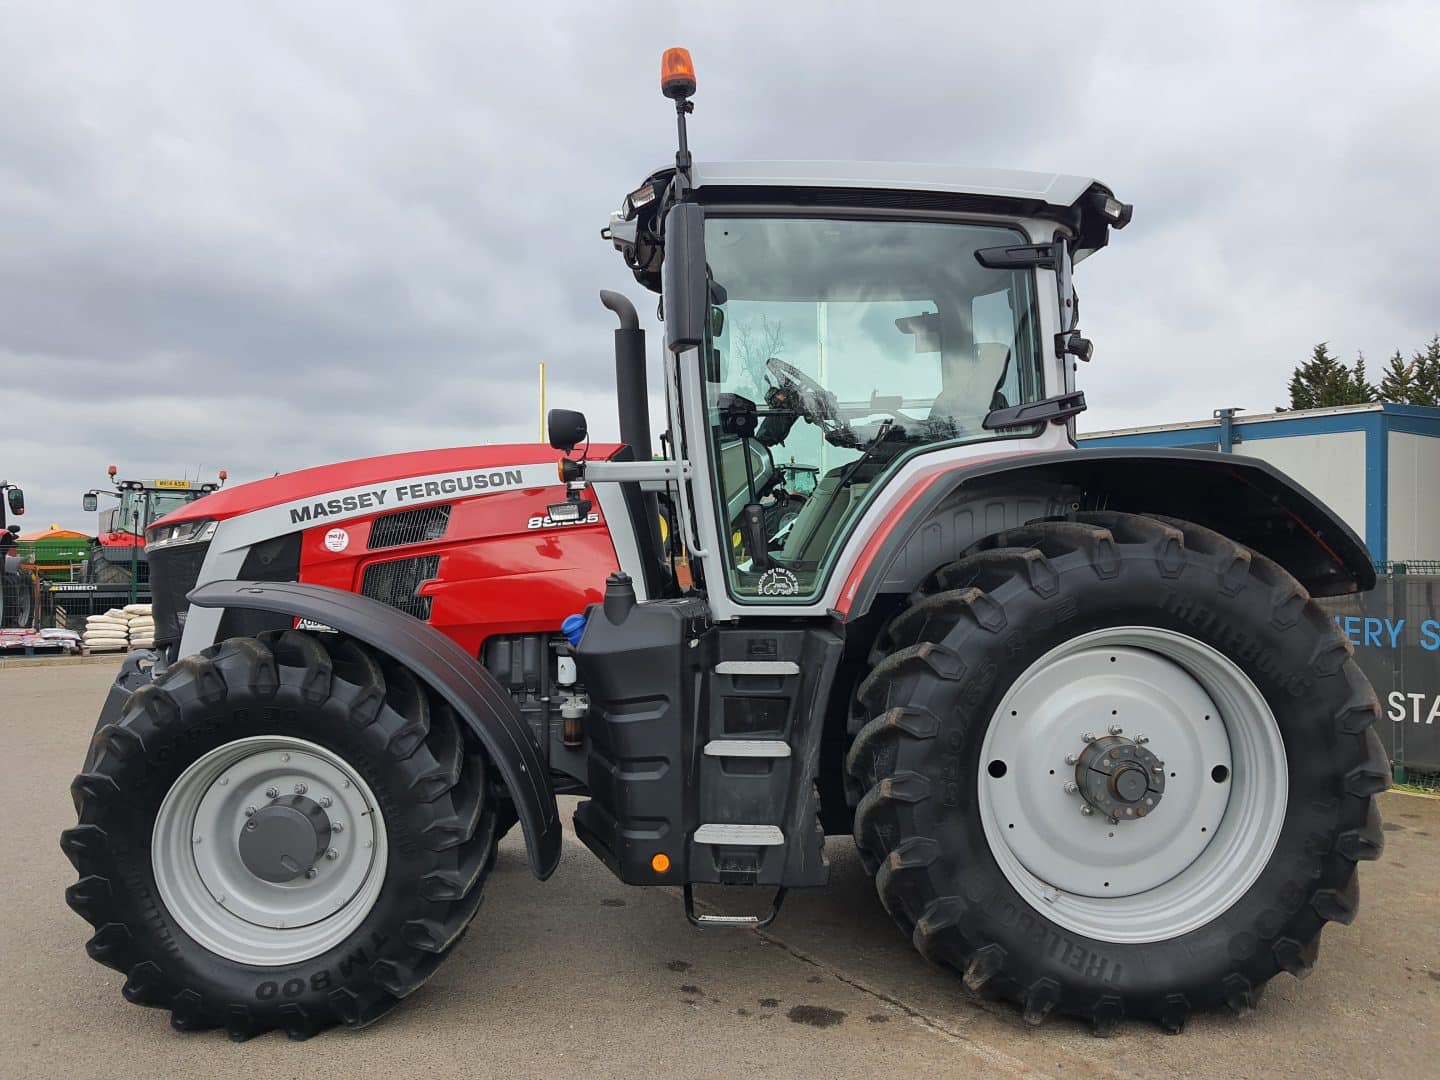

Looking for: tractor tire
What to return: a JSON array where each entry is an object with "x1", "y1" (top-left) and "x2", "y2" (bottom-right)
[
  {"x1": 847, "y1": 512, "x2": 1387, "y2": 1035},
  {"x1": 3, "y1": 571, "x2": 33, "y2": 628},
  {"x1": 62, "y1": 630, "x2": 500, "y2": 1039},
  {"x1": 88, "y1": 554, "x2": 133, "y2": 586}
]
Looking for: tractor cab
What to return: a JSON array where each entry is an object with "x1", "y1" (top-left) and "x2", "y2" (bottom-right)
[
  {"x1": 591, "y1": 95, "x2": 1130, "y2": 616},
  {"x1": 83, "y1": 468, "x2": 228, "y2": 539}
]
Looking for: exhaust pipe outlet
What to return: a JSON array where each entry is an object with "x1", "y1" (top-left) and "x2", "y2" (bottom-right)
[{"x1": 600, "y1": 290, "x2": 651, "y2": 463}]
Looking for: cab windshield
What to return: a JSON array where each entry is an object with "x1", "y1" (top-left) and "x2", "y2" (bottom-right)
[
  {"x1": 117, "y1": 490, "x2": 199, "y2": 534},
  {"x1": 702, "y1": 215, "x2": 1044, "y2": 601}
]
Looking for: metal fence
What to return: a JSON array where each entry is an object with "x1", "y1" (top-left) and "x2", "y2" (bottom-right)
[
  {"x1": 1375, "y1": 560, "x2": 1440, "y2": 576},
  {"x1": 1317, "y1": 573, "x2": 1440, "y2": 783},
  {"x1": 38, "y1": 582, "x2": 152, "y2": 631}
]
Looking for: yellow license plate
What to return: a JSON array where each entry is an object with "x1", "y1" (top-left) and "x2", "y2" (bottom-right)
[{"x1": 154, "y1": 479, "x2": 192, "y2": 489}]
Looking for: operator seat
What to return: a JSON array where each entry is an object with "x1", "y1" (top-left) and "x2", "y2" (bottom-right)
[{"x1": 928, "y1": 343, "x2": 1011, "y2": 432}]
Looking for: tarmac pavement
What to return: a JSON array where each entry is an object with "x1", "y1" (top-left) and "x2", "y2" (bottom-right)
[{"x1": 2, "y1": 658, "x2": 1436, "y2": 1079}]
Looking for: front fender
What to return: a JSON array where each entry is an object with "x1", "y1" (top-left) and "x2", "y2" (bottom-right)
[{"x1": 187, "y1": 580, "x2": 562, "y2": 880}]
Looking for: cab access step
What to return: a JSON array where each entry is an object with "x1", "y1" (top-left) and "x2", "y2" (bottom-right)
[{"x1": 570, "y1": 571, "x2": 841, "y2": 903}]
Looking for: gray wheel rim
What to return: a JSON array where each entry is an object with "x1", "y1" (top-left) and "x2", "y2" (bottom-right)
[
  {"x1": 152, "y1": 735, "x2": 388, "y2": 966},
  {"x1": 977, "y1": 627, "x2": 1288, "y2": 944}
]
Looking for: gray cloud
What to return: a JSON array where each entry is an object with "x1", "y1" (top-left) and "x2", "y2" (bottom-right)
[{"x1": 2, "y1": 1, "x2": 1437, "y2": 528}]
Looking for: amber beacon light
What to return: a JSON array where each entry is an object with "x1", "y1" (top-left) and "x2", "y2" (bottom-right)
[{"x1": 660, "y1": 47, "x2": 695, "y2": 99}]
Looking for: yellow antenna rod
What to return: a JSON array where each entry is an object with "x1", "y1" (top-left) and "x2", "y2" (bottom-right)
[{"x1": 539, "y1": 361, "x2": 546, "y2": 441}]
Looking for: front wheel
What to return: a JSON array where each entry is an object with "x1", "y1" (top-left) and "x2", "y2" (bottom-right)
[
  {"x1": 62, "y1": 631, "x2": 499, "y2": 1039},
  {"x1": 847, "y1": 512, "x2": 1388, "y2": 1034}
]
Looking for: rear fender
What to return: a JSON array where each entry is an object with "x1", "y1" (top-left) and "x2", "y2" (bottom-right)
[
  {"x1": 842, "y1": 447, "x2": 1374, "y2": 621},
  {"x1": 187, "y1": 580, "x2": 562, "y2": 879}
]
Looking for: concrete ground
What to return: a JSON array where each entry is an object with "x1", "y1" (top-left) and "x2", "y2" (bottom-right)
[{"x1": 2, "y1": 659, "x2": 1436, "y2": 1079}]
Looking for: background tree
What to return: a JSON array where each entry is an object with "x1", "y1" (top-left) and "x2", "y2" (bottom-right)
[
  {"x1": 1409, "y1": 334, "x2": 1440, "y2": 407},
  {"x1": 1379, "y1": 349, "x2": 1416, "y2": 403},
  {"x1": 1285, "y1": 342, "x2": 1376, "y2": 409},
  {"x1": 729, "y1": 315, "x2": 786, "y2": 401}
]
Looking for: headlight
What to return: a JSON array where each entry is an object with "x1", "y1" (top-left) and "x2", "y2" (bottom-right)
[{"x1": 146, "y1": 519, "x2": 218, "y2": 550}]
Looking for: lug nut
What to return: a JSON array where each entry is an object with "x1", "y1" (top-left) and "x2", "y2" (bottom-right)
[
  {"x1": 1080, "y1": 805, "x2": 1095, "y2": 816},
  {"x1": 319, "y1": 796, "x2": 333, "y2": 809},
  {"x1": 325, "y1": 848, "x2": 339, "y2": 861},
  {"x1": 1063, "y1": 781, "x2": 1079, "y2": 794},
  {"x1": 265, "y1": 786, "x2": 279, "y2": 799},
  {"x1": 1065, "y1": 753, "x2": 1078, "y2": 765},
  {"x1": 1109, "y1": 724, "x2": 1123, "y2": 736},
  {"x1": 244, "y1": 805, "x2": 257, "y2": 817},
  {"x1": 1135, "y1": 733, "x2": 1149, "y2": 745},
  {"x1": 305, "y1": 868, "x2": 318, "y2": 879},
  {"x1": 1082, "y1": 732, "x2": 1096, "y2": 743},
  {"x1": 331, "y1": 821, "x2": 344, "y2": 834},
  {"x1": 294, "y1": 782, "x2": 308, "y2": 795},
  {"x1": 245, "y1": 820, "x2": 257, "y2": 832}
]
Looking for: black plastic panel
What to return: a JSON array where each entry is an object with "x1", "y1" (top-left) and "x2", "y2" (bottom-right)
[{"x1": 572, "y1": 596, "x2": 711, "y2": 885}]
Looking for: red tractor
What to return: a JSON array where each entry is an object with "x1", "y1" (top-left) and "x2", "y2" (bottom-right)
[
  {"x1": 82, "y1": 466, "x2": 228, "y2": 591},
  {"x1": 64, "y1": 51, "x2": 1386, "y2": 1040}
]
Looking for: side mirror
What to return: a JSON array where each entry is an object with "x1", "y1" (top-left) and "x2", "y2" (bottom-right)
[
  {"x1": 83, "y1": 493, "x2": 98, "y2": 512},
  {"x1": 548, "y1": 409, "x2": 589, "y2": 454},
  {"x1": 5, "y1": 487, "x2": 22, "y2": 515},
  {"x1": 662, "y1": 201, "x2": 707, "y2": 353}
]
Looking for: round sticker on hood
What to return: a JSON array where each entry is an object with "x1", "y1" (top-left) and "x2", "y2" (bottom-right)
[{"x1": 324, "y1": 527, "x2": 350, "y2": 553}]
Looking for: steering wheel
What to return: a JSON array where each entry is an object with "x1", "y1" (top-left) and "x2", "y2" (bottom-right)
[{"x1": 766, "y1": 357, "x2": 843, "y2": 435}]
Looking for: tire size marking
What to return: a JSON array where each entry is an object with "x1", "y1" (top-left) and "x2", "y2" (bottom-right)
[{"x1": 252, "y1": 931, "x2": 389, "y2": 1000}]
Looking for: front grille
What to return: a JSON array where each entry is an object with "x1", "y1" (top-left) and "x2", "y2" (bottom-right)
[
  {"x1": 368, "y1": 505, "x2": 451, "y2": 550},
  {"x1": 149, "y1": 542, "x2": 211, "y2": 646},
  {"x1": 361, "y1": 554, "x2": 440, "y2": 620}
]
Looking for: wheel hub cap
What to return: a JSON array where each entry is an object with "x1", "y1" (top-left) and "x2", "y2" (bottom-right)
[
  {"x1": 238, "y1": 795, "x2": 332, "y2": 883},
  {"x1": 1074, "y1": 735, "x2": 1166, "y2": 820}
]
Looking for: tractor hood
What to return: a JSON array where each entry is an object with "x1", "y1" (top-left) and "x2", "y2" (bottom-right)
[{"x1": 156, "y1": 444, "x2": 620, "y2": 527}]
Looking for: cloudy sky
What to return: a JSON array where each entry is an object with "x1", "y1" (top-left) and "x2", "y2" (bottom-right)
[{"x1": 2, "y1": 1, "x2": 1437, "y2": 529}]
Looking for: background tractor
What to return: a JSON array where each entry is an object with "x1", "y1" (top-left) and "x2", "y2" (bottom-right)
[
  {"x1": 64, "y1": 50, "x2": 1387, "y2": 1041},
  {"x1": 1, "y1": 480, "x2": 33, "y2": 628},
  {"x1": 81, "y1": 466, "x2": 227, "y2": 599}
]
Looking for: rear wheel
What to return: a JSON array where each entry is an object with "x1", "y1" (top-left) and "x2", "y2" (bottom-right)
[
  {"x1": 847, "y1": 512, "x2": 1388, "y2": 1034},
  {"x1": 62, "y1": 631, "x2": 499, "y2": 1039}
]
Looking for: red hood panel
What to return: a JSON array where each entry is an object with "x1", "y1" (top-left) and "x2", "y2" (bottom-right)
[{"x1": 162, "y1": 444, "x2": 621, "y2": 524}]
